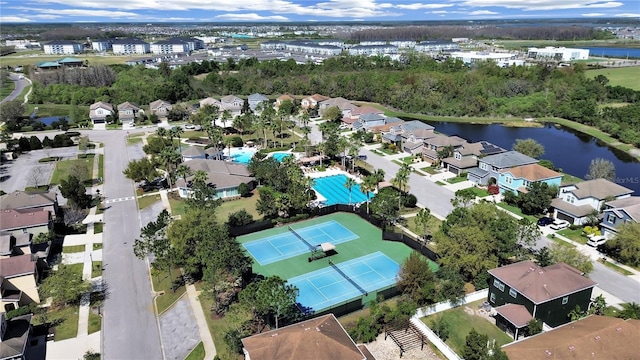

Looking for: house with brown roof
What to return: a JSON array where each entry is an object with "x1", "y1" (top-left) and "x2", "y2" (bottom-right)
[
  {"x1": 199, "y1": 97, "x2": 222, "y2": 109},
  {"x1": 301, "y1": 94, "x2": 329, "y2": 109},
  {"x1": 441, "y1": 141, "x2": 505, "y2": 175},
  {"x1": 498, "y1": 163, "x2": 562, "y2": 195},
  {"x1": 176, "y1": 160, "x2": 254, "y2": 200},
  {"x1": 149, "y1": 99, "x2": 172, "y2": 120},
  {"x1": 421, "y1": 134, "x2": 467, "y2": 162},
  {"x1": 275, "y1": 94, "x2": 295, "y2": 109},
  {"x1": 551, "y1": 178, "x2": 633, "y2": 225},
  {"x1": 318, "y1": 97, "x2": 357, "y2": 117},
  {"x1": 241, "y1": 314, "x2": 374, "y2": 360},
  {"x1": 488, "y1": 260, "x2": 596, "y2": 331},
  {"x1": 346, "y1": 106, "x2": 384, "y2": 121},
  {"x1": 0, "y1": 254, "x2": 41, "y2": 310},
  {"x1": 89, "y1": 101, "x2": 113, "y2": 128},
  {"x1": 117, "y1": 101, "x2": 142, "y2": 124},
  {"x1": 0, "y1": 210, "x2": 52, "y2": 238},
  {"x1": 0, "y1": 313, "x2": 33, "y2": 360},
  {"x1": 0, "y1": 191, "x2": 58, "y2": 217},
  {"x1": 600, "y1": 196, "x2": 640, "y2": 239},
  {"x1": 502, "y1": 315, "x2": 640, "y2": 360}
]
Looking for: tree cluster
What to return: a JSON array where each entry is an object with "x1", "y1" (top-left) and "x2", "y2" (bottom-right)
[
  {"x1": 600, "y1": 222, "x2": 640, "y2": 267},
  {"x1": 32, "y1": 65, "x2": 116, "y2": 87}
]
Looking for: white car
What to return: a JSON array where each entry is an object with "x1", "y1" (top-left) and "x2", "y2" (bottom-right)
[
  {"x1": 549, "y1": 219, "x2": 570, "y2": 231},
  {"x1": 184, "y1": 124, "x2": 196, "y2": 129},
  {"x1": 586, "y1": 234, "x2": 607, "y2": 247}
]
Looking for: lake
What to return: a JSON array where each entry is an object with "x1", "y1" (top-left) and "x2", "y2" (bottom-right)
[
  {"x1": 422, "y1": 121, "x2": 640, "y2": 193},
  {"x1": 586, "y1": 47, "x2": 640, "y2": 59}
]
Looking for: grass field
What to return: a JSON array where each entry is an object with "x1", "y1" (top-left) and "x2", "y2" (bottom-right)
[
  {"x1": 586, "y1": 67, "x2": 640, "y2": 91},
  {"x1": 404, "y1": 214, "x2": 442, "y2": 239},
  {"x1": 1, "y1": 78, "x2": 15, "y2": 97},
  {"x1": 88, "y1": 312, "x2": 102, "y2": 334},
  {"x1": 422, "y1": 300, "x2": 512, "y2": 356},
  {"x1": 1, "y1": 54, "x2": 134, "y2": 68},
  {"x1": 151, "y1": 267, "x2": 186, "y2": 314},
  {"x1": 50, "y1": 158, "x2": 93, "y2": 185},
  {"x1": 495, "y1": 202, "x2": 537, "y2": 223},
  {"x1": 25, "y1": 103, "x2": 89, "y2": 119},
  {"x1": 185, "y1": 342, "x2": 205, "y2": 360},
  {"x1": 63, "y1": 245, "x2": 86, "y2": 253},
  {"x1": 557, "y1": 228, "x2": 588, "y2": 245},
  {"x1": 138, "y1": 194, "x2": 161, "y2": 210},
  {"x1": 49, "y1": 305, "x2": 80, "y2": 341},
  {"x1": 168, "y1": 192, "x2": 260, "y2": 221},
  {"x1": 92, "y1": 261, "x2": 103, "y2": 278}
]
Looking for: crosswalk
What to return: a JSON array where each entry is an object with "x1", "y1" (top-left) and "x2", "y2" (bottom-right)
[{"x1": 104, "y1": 196, "x2": 136, "y2": 204}]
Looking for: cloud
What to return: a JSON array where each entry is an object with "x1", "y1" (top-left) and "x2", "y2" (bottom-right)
[
  {"x1": 430, "y1": 10, "x2": 450, "y2": 14},
  {"x1": 11, "y1": 6, "x2": 139, "y2": 18},
  {"x1": 582, "y1": 12, "x2": 606, "y2": 16},
  {"x1": 395, "y1": 3, "x2": 455, "y2": 10},
  {"x1": 469, "y1": 10, "x2": 499, "y2": 15},
  {"x1": 215, "y1": 13, "x2": 289, "y2": 21},
  {"x1": 614, "y1": 13, "x2": 640, "y2": 17},
  {"x1": 461, "y1": 0, "x2": 623, "y2": 11},
  {"x1": 31, "y1": 14, "x2": 62, "y2": 19},
  {"x1": 0, "y1": 16, "x2": 32, "y2": 22}
]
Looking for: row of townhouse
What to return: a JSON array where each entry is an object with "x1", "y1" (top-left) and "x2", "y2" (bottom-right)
[
  {"x1": 44, "y1": 37, "x2": 204, "y2": 55},
  {"x1": 260, "y1": 40, "x2": 342, "y2": 56},
  {"x1": 89, "y1": 99, "x2": 174, "y2": 128}
]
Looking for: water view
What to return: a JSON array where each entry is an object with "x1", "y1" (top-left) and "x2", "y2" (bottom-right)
[
  {"x1": 422, "y1": 121, "x2": 640, "y2": 193},
  {"x1": 586, "y1": 47, "x2": 640, "y2": 59}
]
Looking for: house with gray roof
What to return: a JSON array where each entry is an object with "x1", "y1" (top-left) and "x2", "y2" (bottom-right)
[
  {"x1": 422, "y1": 134, "x2": 467, "y2": 162},
  {"x1": 111, "y1": 38, "x2": 149, "y2": 55},
  {"x1": 318, "y1": 97, "x2": 357, "y2": 117},
  {"x1": 89, "y1": 101, "x2": 113, "y2": 128},
  {"x1": 352, "y1": 114, "x2": 386, "y2": 131},
  {"x1": 600, "y1": 196, "x2": 640, "y2": 239},
  {"x1": 117, "y1": 102, "x2": 142, "y2": 124},
  {"x1": 441, "y1": 141, "x2": 505, "y2": 175},
  {"x1": 467, "y1": 151, "x2": 538, "y2": 186},
  {"x1": 181, "y1": 146, "x2": 206, "y2": 162},
  {"x1": 0, "y1": 313, "x2": 33, "y2": 360},
  {"x1": 176, "y1": 160, "x2": 254, "y2": 200},
  {"x1": 248, "y1": 93, "x2": 269, "y2": 112},
  {"x1": 380, "y1": 120, "x2": 435, "y2": 154},
  {"x1": 551, "y1": 178, "x2": 634, "y2": 225},
  {"x1": 0, "y1": 191, "x2": 58, "y2": 216},
  {"x1": 220, "y1": 95, "x2": 244, "y2": 117},
  {"x1": 149, "y1": 99, "x2": 172, "y2": 120}
]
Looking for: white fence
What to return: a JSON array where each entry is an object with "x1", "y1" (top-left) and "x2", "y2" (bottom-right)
[{"x1": 411, "y1": 289, "x2": 489, "y2": 360}]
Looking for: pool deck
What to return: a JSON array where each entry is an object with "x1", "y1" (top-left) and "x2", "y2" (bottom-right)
[{"x1": 306, "y1": 167, "x2": 363, "y2": 183}]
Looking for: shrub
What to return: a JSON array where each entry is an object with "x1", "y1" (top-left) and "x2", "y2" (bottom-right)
[
  {"x1": 238, "y1": 182, "x2": 251, "y2": 197},
  {"x1": 502, "y1": 189, "x2": 518, "y2": 204},
  {"x1": 488, "y1": 184, "x2": 500, "y2": 195},
  {"x1": 569, "y1": 224, "x2": 580, "y2": 230},
  {"x1": 6, "y1": 303, "x2": 38, "y2": 319},
  {"x1": 227, "y1": 209, "x2": 254, "y2": 227},
  {"x1": 403, "y1": 193, "x2": 417, "y2": 208},
  {"x1": 20, "y1": 126, "x2": 34, "y2": 132},
  {"x1": 230, "y1": 136, "x2": 243, "y2": 147}
]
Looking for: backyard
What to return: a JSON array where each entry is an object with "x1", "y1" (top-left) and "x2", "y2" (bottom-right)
[{"x1": 421, "y1": 300, "x2": 512, "y2": 357}]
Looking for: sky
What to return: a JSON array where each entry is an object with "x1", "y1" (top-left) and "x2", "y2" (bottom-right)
[{"x1": 0, "y1": 0, "x2": 639, "y2": 23}]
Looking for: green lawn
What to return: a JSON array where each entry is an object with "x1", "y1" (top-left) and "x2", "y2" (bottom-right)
[
  {"x1": 138, "y1": 194, "x2": 161, "y2": 210},
  {"x1": 586, "y1": 67, "x2": 640, "y2": 91},
  {"x1": 557, "y1": 227, "x2": 588, "y2": 245},
  {"x1": 447, "y1": 176, "x2": 468, "y2": 184},
  {"x1": 168, "y1": 197, "x2": 188, "y2": 218},
  {"x1": 185, "y1": 342, "x2": 205, "y2": 360},
  {"x1": 93, "y1": 243, "x2": 103, "y2": 251},
  {"x1": 50, "y1": 158, "x2": 93, "y2": 185},
  {"x1": 2, "y1": 54, "x2": 135, "y2": 68},
  {"x1": 126, "y1": 137, "x2": 143, "y2": 145},
  {"x1": 25, "y1": 103, "x2": 89, "y2": 119},
  {"x1": 421, "y1": 300, "x2": 513, "y2": 357},
  {"x1": 63, "y1": 245, "x2": 86, "y2": 253},
  {"x1": 547, "y1": 235, "x2": 575, "y2": 248},
  {"x1": 151, "y1": 267, "x2": 186, "y2": 314},
  {"x1": 420, "y1": 166, "x2": 439, "y2": 175},
  {"x1": 404, "y1": 215, "x2": 442, "y2": 238},
  {"x1": 97, "y1": 154, "x2": 104, "y2": 183},
  {"x1": 1, "y1": 79, "x2": 15, "y2": 97},
  {"x1": 599, "y1": 258, "x2": 633, "y2": 276},
  {"x1": 93, "y1": 222, "x2": 103, "y2": 234},
  {"x1": 561, "y1": 173, "x2": 583, "y2": 185},
  {"x1": 168, "y1": 192, "x2": 261, "y2": 222},
  {"x1": 196, "y1": 282, "x2": 242, "y2": 360},
  {"x1": 49, "y1": 305, "x2": 80, "y2": 341},
  {"x1": 92, "y1": 261, "x2": 102, "y2": 278},
  {"x1": 495, "y1": 203, "x2": 537, "y2": 223},
  {"x1": 88, "y1": 312, "x2": 101, "y2": 334},
  {"x1": 467, "y1": 187, "x2": 490, "y2": 198}
]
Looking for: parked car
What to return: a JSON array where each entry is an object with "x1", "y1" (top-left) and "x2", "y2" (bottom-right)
[
  {"x1": 184, "y1": 124, "x2": 196, "y2": 129},
  {"x1": 586, "y1": 234, "x2": 607, "y2": 247},
  {"x1": 550, "y1": 219, "x2": 570, "y2": 231},
  {"x1": 537, "y1": 217, "x2": 554, "y2": 226},
  {"x1": 138, "y1": 178, "x2": 167, "y2": 192}
]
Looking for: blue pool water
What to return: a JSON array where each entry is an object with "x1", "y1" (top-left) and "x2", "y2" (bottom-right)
[
  {"x1": 271, "y1": 152, "x2": 293, "y2": 162},
  {"x1": 229, "y1": 148, "x2": 256, "y2": 164},
  {"x1": 312, "y1": 174, "x2": 373, "y2": 206}
]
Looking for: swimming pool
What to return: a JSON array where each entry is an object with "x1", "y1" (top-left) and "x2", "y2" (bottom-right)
[
  {"x1": 312, "y1": 174, "x2": 373, "y2": 206},
  {"x1": 271, "y1": 152, "x2": 293, "y2": 162},
  {"x1": 228, "y1": 147, "x2": 257, "y2": 164}
]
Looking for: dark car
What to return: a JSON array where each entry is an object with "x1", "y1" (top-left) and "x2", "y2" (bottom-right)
[
  {"x1": 537, "y1": 217, "x2": 554, "y2": 226},
  {"x1": 139, "y1": 178, "x2": 167, "y2": 192}
]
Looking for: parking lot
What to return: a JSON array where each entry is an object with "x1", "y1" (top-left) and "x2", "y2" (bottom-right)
[{"x1": 0, "y1": 147, "x2": 80, "y2": 194}]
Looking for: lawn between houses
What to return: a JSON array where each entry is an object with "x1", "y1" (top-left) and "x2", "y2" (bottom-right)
[
  {"x1": 421, "y1": 299, "x2": 513, "y2": 357},
  {"x1": 50, "y1": 158, "x2": 93, "y2": 185}
]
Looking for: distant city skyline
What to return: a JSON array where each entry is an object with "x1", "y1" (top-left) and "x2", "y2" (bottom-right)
[{"x1": 1, "y1": 0, "x2": 639, "y2": 23}]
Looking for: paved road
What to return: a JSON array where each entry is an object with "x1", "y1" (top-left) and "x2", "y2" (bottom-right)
[
  {"x1": 1, "y1": 73, "x2": 29, "y2": 104},
  {"x1": 84, "y1": 129, "x2": 163, "y2": 360}
]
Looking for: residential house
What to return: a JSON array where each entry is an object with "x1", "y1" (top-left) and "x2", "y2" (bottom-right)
[
  {"x1": 149, "y1": 100, "x2": 172, "y2": 120},
  {"x1": 91, "y1": 39, "x2": 113, "y2": 52},
  {"x1": 0, "y1": 313, "x2": 33, "y2": 360},
  {"x1": 367, "y1": 117, "x2": 404, "y2": 135},
  {"x1": 421, "y1": 134, "x2": 467, "y2": 162},
  {"x1": 352, "y1": 114, "x2": 386, "y2": 131},
  {"x1": 488, "y1": 260, "x2": 596, "y2": 330},
  {"x1": 199, "y1": 97, "x2": 222, "y2": 109},
  {"x1": 220, "y1": 95, "x2": 244, "y2": 117},
  {"x1": 0, "y1": 234, "x2": 31, "y2": 259},
  {"x1": 381, "y1": 120, "x2": 435, "y2": 154},
  {"x1": 0, "y1": 191, "x2": 58, "y2": 217},
  {"x1": 551, "y1": 178, "x2": 633, "y2": 225},
  {"x1": 343, "y1": 106, "x2": 384, "y2": 127},
  {"x1": 348, "y1": 44, "x2": 398, "y2": 56},
  {"x1": 0, "y1": 210, "x2": 52, "y2": 238},
  {"x1": 150, "y1": 37, "x2": 204, "y2": 54},
  {"x1": 0, "y1": 255, "x2": 41, "y2": 310},
  {"x1": 111, "y1": 38, "x2": 150, "y2": 55},
  {"x1": 248, "y1": 93, "x2": 269, "y2": 112},
  {"x1": 89, "y1": 101, "x2": 113, "y2": 128},
  {"x1": 318, "y1": 97, "x2": 357, "y2": 117},
  {"x1": 502, "y1": 315, "x2": 640, "y2": 360},
  {"x1": 415, "y1": 40, "x2": 459, "y2": 53},
  {"x1": 467, "y1": 151, "x2": 538, "y2": 186},
  {"x1": 498, "y1": 164, "x2": 562, "y2": 195},
  {"x1": 43, "y1": 40, "x2": 83, "y2": 55},
  {"x1": 599, "y1": 196, "x2": 640, "y2": 239},
  {"x1": 301, "y1": 94, "x2": 329, "y2": 109},
  {"x1": 441, "y1": 141, "x2": 505, "y2": 175},
  {"x1": 181, "y1": 146, "x2": 206, "y2": 162},
  {"x1": 176, "y1": 160, "x2": 255, "y2": 200},
  {"x1": 241, "y1": 313, "x2": 373, "y2": 360},
  {"x1": 275, "y1": 94, "x2": 296, "y2": 109},
  {"x1": 117, "y1": 102, "x2": 142, "y2": 124}
]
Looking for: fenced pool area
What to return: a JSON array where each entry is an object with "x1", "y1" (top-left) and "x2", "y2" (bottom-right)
[
  {"x1": 312, "y1": 174, "x2": 373, "y2": 206},
  {"x1": 227, "y1": 147, "x2": 257, "y2": 164}
]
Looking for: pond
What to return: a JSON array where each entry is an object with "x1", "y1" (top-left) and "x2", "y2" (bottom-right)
[
  {"x1": 421, "y1": 121, "x2": 640, "y2": 193},
  {"x1": 586, "y1": 47, "x2": 640, "y2": 59}
]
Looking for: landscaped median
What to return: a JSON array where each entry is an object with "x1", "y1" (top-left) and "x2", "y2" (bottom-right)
[{"x1": 151, "y1": 267, "x2": 186, "y2": 314}]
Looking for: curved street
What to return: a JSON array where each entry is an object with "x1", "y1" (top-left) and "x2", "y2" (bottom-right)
[{"x1": 1, "y1": 73, "x2": 30, "y2": 105}]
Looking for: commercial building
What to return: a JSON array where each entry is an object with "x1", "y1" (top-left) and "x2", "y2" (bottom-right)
[{"x1": 527, "y1": 47, "x2": 589, "y2": 61}]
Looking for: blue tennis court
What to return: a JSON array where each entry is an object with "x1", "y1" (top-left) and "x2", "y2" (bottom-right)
[
  {"x1": 288, "y1": 252, "x2": 400, "y2": 312},
  {"x1": 243, "y1": 220, "x2": 358, "y2": 265}
]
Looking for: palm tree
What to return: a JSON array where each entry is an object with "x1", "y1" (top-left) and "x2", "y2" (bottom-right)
[
  {"x1": 156, "y1": 127, "x2": 168, "y2": 140},
  {"x1": 344, "y1": 177, "x2": 357, "y2": 206},
  {"x1": 299, "y1": 109, "x2": 310, "y2": 128},
  {"x1": 373, "y1": 169, "x2": 386, "y2": 191},
  {"x1": 348, "y1": 134, "x2": 363, "y2": 172},
  {"x1": 393, "y1": 163, "x2": 411, "y2": 209},
  {"x1": 176, "y1": 164, "x2": 192, "y2": 187},
  {"x1": 193, "y1": 169, "x2": 208, "y2": 184},
  {"x1": 619, "y1": 302, "x2": 640, "y2": 320},
  {"x1": 158, "y1": 149, "x2": 181, "y2": 189},
  {"x1": 415, "y1": 207, "x2": 431, "y2": 241},
  {"x1": 338, "y1": 136, "x2": 349, "y2": 168},
  {"x1": 221, "y1": 110, "x2": 232, "y2": 127},
  {"x1": 361, "y1": 175, "x2": 377, "y2": 214},
  {"x1": 169, "y1": 126, "x2": 184, "y2": 152}
]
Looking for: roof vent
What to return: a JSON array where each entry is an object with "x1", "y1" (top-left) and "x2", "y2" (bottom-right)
[
  {"x1": 616, "y1": 327, "x2": 622, "y2": 332},
  {"x1": 594, "y1": 335, "x2": 601, "y2": 341},
  {"x1": 271, "y1": 333, "x2": 278, "y2": 337},
  {"x1": 544, "y1": 349, "x2": 552, "y2": 356},
  {"x1": 568, "y1": 345, "x2": 575, "y2": 351}
]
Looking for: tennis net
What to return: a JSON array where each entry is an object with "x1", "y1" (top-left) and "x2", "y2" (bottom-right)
[
  {"x1": 288, "y1": 226, "x2": 316, "y2": 250},
  {"x1": 328, "y1": 259, "x2": 368, "y2": 296}
]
